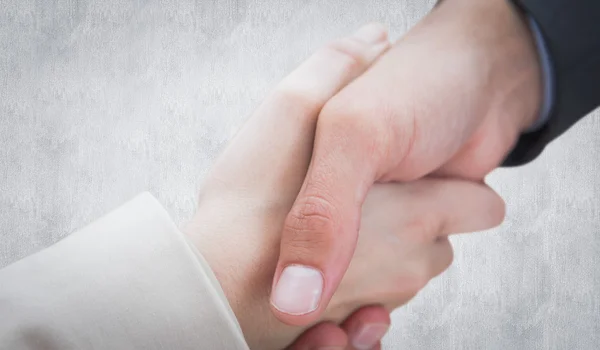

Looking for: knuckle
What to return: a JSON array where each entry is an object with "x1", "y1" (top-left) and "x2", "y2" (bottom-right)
[
  {"x1": 405, "y1": 214, "x2": 442, "y2": 244},
  {"x1": 319, "y1": 100, "x2": 392, "y2": 164},
  {"x1": 388, "y1": 241, "x2": 454, "y2": 306},
  {"x1": 401, "y1": 272, "x2": 430, "y2": 295},
  {"x1": 321, "y1": 90, "x2": 384, "y2": 125},
  {"x1": 321, "y1": 37, "x2": 368, "y2": 74},
  {"x1": 270, "y1": 86, "x2": 323, "y2": 117},
  {"x1": 462, "y1": 126, "x2": 512, "y2": 178},
  {"x1": 390, "y1": 263, "x2": 432, "y2": 297},
  {"x1": 282, "y1": 195, "x2": 338, "y2": 260},
  {"x1": 435, "y1": 239, "x2": 455, "y2": 273}
]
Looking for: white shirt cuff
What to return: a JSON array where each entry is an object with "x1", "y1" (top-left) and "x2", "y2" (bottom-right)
[{"x1": 0, "y1": 192, "x2": 249, "y2": 350}]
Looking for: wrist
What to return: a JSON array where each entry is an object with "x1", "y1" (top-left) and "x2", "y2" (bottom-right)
[
  {"x1": 434, "y1": 0, "x2": 543, "y2": 135},
  {"x1": 478, "y1": 0, "x2": 543, "y2": 134},
  {"x1": 493, "y1": 0, "x2": 543, "y2": 133},
  {"x1": 183, "y1": 205, "x2": 303, "y2": 350}
]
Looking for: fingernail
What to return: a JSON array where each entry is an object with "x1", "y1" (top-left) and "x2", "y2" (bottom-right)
[
  {"x1": 271, "y1": 265, "x2": 323, "y2": 315},
  {"x1": 351, "y1": 323, "x2": 389, "y2": 350},
  {"x1": 352, "y1": 23, "x2": 388, "y2": 45}
]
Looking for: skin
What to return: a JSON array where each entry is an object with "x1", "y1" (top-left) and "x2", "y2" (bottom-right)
[
  {"x1": 183, "y1": 23, "x2": 505, "y2": 350},
  {"x1": 271, "y1": 0, "x2": 543, "y2": 327},
  {"x1": 285, "y1": 306, "x2": 391, "y2": 350}
]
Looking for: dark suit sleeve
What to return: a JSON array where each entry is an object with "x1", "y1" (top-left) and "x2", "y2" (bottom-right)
[{"x1": 502, "y1": 0, "x2": 600, "y2": 166}]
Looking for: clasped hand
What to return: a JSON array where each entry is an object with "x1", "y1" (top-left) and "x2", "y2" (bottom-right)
[{"x1": 182, "y1": 22, "x2": 505, "y2": 350}]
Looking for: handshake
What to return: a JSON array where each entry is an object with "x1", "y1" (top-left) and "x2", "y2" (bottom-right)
[
  {"x1": 184, "y1": 0, "x2": 544, "y2": 347},
  {"x1": 10, "y1": 0, "x2": 596, "y2": 349}
]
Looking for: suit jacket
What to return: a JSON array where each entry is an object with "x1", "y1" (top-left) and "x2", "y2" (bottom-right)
[
  {"x1": 0, "y1": 193, "x2": 249, "y2": 350},
  {"x1": 503, "y1": 0, "x2": 600, "y2": 166}
]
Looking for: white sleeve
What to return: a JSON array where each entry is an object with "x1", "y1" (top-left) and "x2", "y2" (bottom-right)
[{"x1": 0, "y1": 192, "x2": 249, "y2": 350}]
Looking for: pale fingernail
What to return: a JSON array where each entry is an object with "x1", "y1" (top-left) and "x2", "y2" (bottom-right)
[
  {"x1": 271, "y1": 265, "x2": 323, "y2": 315},
  {"x1": 352, "y1": 23, "x2": 388, "y2": 45},
  {"x1": 351, "y1": 323, "x2": 389, "y2": 350}
]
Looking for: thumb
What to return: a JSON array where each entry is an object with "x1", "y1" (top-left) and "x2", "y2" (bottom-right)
[{"x1": 270, "y1": 27, "x2": 391, "y2": 325}]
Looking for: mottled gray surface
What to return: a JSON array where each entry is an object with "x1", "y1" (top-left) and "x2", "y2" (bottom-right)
[{"x1": 1, "y1": 0, "x2": 599, "y2": 349}]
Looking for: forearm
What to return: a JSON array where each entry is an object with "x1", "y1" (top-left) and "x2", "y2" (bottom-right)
[{"x1": 417, "y1": 0, "x2": 543, "y2": 151}]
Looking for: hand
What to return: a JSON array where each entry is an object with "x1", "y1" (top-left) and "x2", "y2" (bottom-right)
[
  {"x1": 286, "y1": 306, "x2": 390, "y2": 350},
  {"x1": 272, "y1": 0, "x2": 542, "y2": 325},
  {"x1": 183, "y1": 23, "x2": 505, "y2": 349}
]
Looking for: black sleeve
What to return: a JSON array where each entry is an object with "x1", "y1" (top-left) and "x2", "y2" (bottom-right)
[{"x1": 502, "y1": 0, "x2": 600, "y2": 166}]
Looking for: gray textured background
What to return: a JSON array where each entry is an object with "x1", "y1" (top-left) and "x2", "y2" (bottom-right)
[{"x1": 1, "y1": 0, "x2": 599, "y2": 349}]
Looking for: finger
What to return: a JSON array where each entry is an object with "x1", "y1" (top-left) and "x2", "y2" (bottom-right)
[
  {"x1": 426, "y1": 178, "x2": 506, "y2": 236},
  {"x1": 364, "y1": 178, "x2": 506, "y2": 242},
  {"x1": 269, "y1": 23, "x2": 394, "y2": 324},
  {"x1": 426, "y1": 237, "x2": 454, "y2": 279},
  {"x1": 341, "y1": 306, "x2": 390, "y2": 350},
  {"x1": 367, "y1": 342, "x2": 381, "y2": 350},
  {"x1": 352, "y1": 343, "x2": 380, "y2": 350},
  {"x1": 204, "y1": 23, "x2": 391, "y2": 200},
  {"x1": 431, "y1": 116, "x2": 521, "y2": 180},
  {"x1": 285, "y1": 322, "x2": 348, "y2": 350}
]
